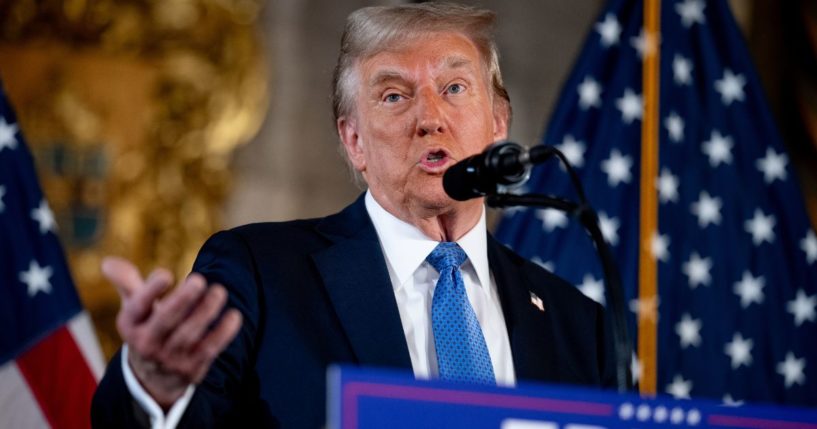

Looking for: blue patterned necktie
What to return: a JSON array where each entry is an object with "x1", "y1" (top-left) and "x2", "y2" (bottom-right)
[{"x1": 427, "y1": 242, "x2": 496, "y2": 384}]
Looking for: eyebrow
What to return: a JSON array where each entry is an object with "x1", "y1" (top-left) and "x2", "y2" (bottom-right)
[
  {"x1": 369, "y1": 70, "x2": 406, "y2": 87},
  {"x1": 444, "y1": 55, "x2": 473, "y2": 70},
  {"x1": 367, "y1": 55, "x2": 477, "y2": 87}
]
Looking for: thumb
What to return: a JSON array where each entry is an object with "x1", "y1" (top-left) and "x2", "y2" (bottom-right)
[{"x1": 101, "y1": 256, "x2": 145, "y2": 300}]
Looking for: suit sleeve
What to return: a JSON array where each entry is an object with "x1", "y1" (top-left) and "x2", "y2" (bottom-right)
[{"x1": 92, "y1": 230, "x2": 270, "y2": 428}]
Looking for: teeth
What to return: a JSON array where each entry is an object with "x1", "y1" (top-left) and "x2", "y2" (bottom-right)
[{"x1": 427, "y1": 153, "x2": 444, "y2": 161}]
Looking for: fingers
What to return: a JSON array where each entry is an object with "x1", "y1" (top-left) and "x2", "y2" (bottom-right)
[
  {"x1": 144, "y1": 273, "x2": 208, "y2": 342},
  {"x1": 120, "y1": 268, "x2": 174, "y2": 326},
  {"x1": 103, "y1": 257, "x2": 244, "y2": 390},
  {"x1": 163, "y1": 284, "x2": 229, "y2": 354},
  {"x1": 101, "y1": 256, "x2": 145, "y2": 299},
  {"x1": 105, "y1": 257, "x2": 175, "y2": 340},
  {"x1": 190, "y1": 309, "x2": 243, "y2": 382}
]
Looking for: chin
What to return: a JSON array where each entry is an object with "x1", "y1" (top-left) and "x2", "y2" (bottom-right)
[{"x1": 413, "y1": 191, "x2": 467, "y2": 213}]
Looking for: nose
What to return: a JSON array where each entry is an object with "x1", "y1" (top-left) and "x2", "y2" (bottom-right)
[{"x1": 415, "y1": 88, "x2": 445, "y2": 137}]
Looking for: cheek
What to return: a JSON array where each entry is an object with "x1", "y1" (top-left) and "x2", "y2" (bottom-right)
[
  {"x1": 455, "y1": 106, "x2": 496, "y2": 144},
  {"x1": 369, "y1": 113, "x2": 414, "y2": 140},
  {"x1": 362, "y1": 122, "x2": 414, "y2": 164}
]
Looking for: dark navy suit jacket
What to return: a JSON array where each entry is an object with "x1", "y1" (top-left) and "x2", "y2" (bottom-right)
[{"x1": 92, "y1": 195, "x2": 615, "y2": 428}]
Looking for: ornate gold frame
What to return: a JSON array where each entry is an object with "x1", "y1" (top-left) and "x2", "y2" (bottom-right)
[{"x1": 0, "y1": 0, "x2": 268, "y2": 357}]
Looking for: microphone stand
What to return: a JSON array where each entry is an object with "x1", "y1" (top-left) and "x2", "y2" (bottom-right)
[{"x1": 487, "y1": 148, "x2": 633, "y2": 393}]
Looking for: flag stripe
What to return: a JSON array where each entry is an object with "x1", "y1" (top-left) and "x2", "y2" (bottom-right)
[
  {"x1": 0, "y1": 363, "x2": 51, "y2": 429},
  {"x1": 2, "y1": 81, "x2": 104, "y2": 426},
  {"x1": 16, "y1": 326, "x2": 96, "y2": 429},
  {"x1": 638, "y1": 0, "x2": 662, "y2": 395},
  {"x1": 67, "y1": 312, "x2": 106, "y2": 381}
]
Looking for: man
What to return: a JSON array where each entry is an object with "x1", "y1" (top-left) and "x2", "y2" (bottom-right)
[{"x1": 92, "y1": 3, "x2": 615, "y2": 428}]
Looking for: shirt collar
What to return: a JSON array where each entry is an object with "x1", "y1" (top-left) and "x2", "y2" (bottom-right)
[{"x1": 364, "y1": 191, "x2": 491, "y2": 290}]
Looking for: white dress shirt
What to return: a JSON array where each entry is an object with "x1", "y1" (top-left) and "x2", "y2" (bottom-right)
[
  {"x1": 364, "y1": 191, "x2": 516, "y2": 386},
  {"x1": 123, "y1": 191, "x2": 516, "y2": 428}
]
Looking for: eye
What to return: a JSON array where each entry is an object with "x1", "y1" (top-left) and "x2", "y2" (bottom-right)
[
  {"x1": 446, "y1": 83, "x2": 465, "y2": 94},
  {"x1": 384, "y1": 93, "x2": 402, "y2": 103}
]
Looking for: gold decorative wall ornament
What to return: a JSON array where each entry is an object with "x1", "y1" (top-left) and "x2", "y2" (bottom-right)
[{"x1": 0, "y1": 0, "x2": 269, "y2": 357}]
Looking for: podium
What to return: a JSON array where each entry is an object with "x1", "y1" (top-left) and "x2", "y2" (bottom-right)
[{"x1": 328, "y1": 366, "x2": 817, "y2": 429}]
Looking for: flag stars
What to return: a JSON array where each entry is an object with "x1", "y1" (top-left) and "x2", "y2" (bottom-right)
[
  {"x1": 630, "y1": 295, "x2": 660, "y2": 323},
  {"x1": 557, "y1": 134, "x2": 586, "y2": 168},
  {"x1": 673, "y1": 54, "x2": 693, "y2": 85},
  {"x1": 31, "y1": 199, "x2": 57, "y2": 234},
  {"x1": 595, "y1": 13, "x2": 622, "y2": 47},
  {"x1": 801, "y1": 230, "x2": 817, "y2": 264},
  {"x1": 722, "y1": 395, "x2": 744, "y2": 407},
  {"x1": 656, "y1": 168, "x2": 679, "y2": 204},
  {"x1": 601, "y1": 149, "x2": 633, "y2": 186},
  {"x1": 664, "y1": 112, "x2": 685, "y2": 143},
  {"x1": 536, "y1": 208, "x2": 568, "y2": 232},
  {"x1": 714, "y1": 69, "x2": 746, "y2": 105},
  {"x1": 598, "y1": 212, "x2": 620, "y2": 246},
  {"x1": 675, "y1": 0, "x2": 706, "y2": 27},
  {"x1": 666, "y1": 374, "x2": 693, "y2": 399},
  {"x1": 502, "y1": 205, "x2": 524, "y2": 217},
  {"x1": 502, "y1": 186, "x2": 529, "y2": 217},
  {"x1": 756, "y1": 148, "x2": 788, "y2": 184},
  {"x1": 630, "y1": 28, "x2": 659, "y2": 59},
  {"x1": 19, "y1": 260, "x2": 54, "y2": 296},
  {"x1": 724, "y1": 333, "x2": 754, "y2": 369},
  {"x1": 650, "y1": 232, "x2": 670, "y2": 262},
  {"x1": 734, "y1": 271, "x2": 765, "y2": 308},
  {"x1": 787, "y1": 289, "x2": 816, "y2": 327},
  {"x1": 531, "y1": 257, "x2": 554, "y2": 272},
  {"x1": 675, "y1": 313, "x2": 702, "y2": 348},
  {"x1": 0, "y1": 117, "x2": 19, "y2": 151},
  {"x1": 744, "y1": 209, "x2": 776, "y2": 246},
  {"x1": 691, "y1": 191, "x2": 722, "y2": 227},
  {"x1": 683, "y1": 252, "x2": 712, "y2": 288},
  {"x1": 578, "y1": 274, "x2": 605, "y2": 306},
  {"x1": 777, "y1": 352, "x2": 806, "y2": 388},
  {"x1": 577, "y1": 77, "x2": 602, "y2": 110},
  {"x1": 702, "y1": 130, "x2": 734, "y2": 166},
  {"x1": 616, "y1": 89, "x2": 643, "y2": 124},
  {"x1": 631, "y1": 354, "x2": 643, "y2": 385}
]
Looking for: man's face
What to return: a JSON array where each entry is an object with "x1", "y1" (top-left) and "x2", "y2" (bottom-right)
[{"x1": 338, "y1": 31, "x2": 508, "y2": 217}]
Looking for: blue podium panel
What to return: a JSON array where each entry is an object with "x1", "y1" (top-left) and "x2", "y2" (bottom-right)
[{"x1": 328, "y1": 366, "x2": 817, "y2": 429}]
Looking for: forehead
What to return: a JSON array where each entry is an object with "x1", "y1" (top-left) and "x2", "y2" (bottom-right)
[{"x1": 357, "y1": 31, "x2": 486, "y2": 82}]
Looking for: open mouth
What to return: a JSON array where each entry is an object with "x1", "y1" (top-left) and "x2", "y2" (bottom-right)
[
  {"x1": 419, "y1": 149, "x2": 451, "y2": 171},
  {"x1": 426, "y1": 151, "x2": 446, "y2": 163}
]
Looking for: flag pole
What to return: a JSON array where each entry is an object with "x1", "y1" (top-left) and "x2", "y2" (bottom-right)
[{"x1": 639, "y1": 0, "x2": 661, "y2": 396}]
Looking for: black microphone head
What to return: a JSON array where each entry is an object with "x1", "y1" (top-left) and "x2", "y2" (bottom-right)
[
  {"x1": 443, "y1": 156, "x2": 487, "y2": 201},
  {"x1": 443, "y1": 141, "x2": 526, "y2": 201}
]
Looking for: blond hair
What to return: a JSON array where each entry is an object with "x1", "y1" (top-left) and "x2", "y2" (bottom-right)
[{"x1": 331, "y1": 2, "x2": 511, "y2": 125}]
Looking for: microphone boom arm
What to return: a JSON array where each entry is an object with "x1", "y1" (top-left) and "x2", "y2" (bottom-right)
[{"x1": 487, "y1": 147, "x2": 633, "y2": 393}]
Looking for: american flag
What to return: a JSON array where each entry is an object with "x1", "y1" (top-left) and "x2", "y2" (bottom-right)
[
  {"x1": 0, "y1": 83, "x2": 104, "y2": 427},
  {"x1": 495, "y1": 0, "x2": 817, "y2": 406}
]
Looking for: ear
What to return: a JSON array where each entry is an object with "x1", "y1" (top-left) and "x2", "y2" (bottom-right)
[
  {"x1": 338, "y1": 116, "x2": 366, "y2": 172},
  {"x1": 492, "y1": 102, "x2": 510, "y2": 141}
]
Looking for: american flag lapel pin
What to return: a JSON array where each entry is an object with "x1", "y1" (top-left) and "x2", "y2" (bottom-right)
[{"x1": 529, "y1": 292, "x2": 545, "y2": 312}]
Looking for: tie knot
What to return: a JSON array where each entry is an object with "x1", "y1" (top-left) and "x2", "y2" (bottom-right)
[{"x1": 427, "y1": 242, "x2": 467, "y2": 273}]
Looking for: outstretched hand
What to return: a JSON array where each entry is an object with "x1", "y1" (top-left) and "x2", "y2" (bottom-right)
[{"x1": 102, "y1": 257, "x2": 243, "y2": 409}]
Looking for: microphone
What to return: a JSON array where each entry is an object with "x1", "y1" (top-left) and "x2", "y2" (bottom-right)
[{"x1": 444, "y1": 141, "x2": 556, "y2": 201}]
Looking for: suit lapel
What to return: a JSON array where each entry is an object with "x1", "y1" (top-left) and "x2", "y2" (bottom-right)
[
  {"x1": 310, "y1": 198, "x2": 560, "y2": 381},
  {"x1": 312, "y1": 196, "x2": 413, "y2": 370},
  {"x1": 488, "y1": 236, "x2": 557, "y2": 382}
]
